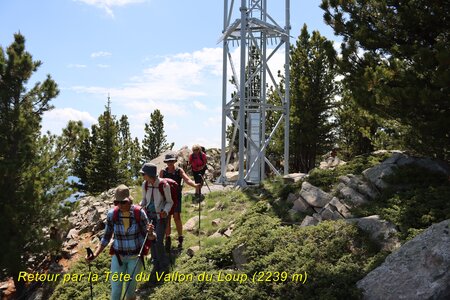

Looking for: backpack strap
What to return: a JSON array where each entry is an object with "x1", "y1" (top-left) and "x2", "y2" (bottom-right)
[
  {"x1": 112, "y1": 205, "x2": 141, "y2": 224},
  {"x1": 112, "y1": 206, "x2": 120, "y2": 223},
  {"x1": 133, "y1": 205, "x2": 141, "y2": 225},
  {"x1": 158, "y1": 179, "x2": 167, "y2": 201}
]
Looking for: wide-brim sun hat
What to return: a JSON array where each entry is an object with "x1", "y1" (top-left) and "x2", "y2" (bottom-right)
[
  {"x1": 163, "y1": 152, "x2": 177, "y2": 163},
  {"x1": 115, "y1": 184, "x2": 133, "y2": 202}
]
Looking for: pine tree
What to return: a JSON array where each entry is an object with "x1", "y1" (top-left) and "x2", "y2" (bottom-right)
[
  {"x1": 289, "y1": 25, "x2": 338, "y2": 172},
  {"x1": 321, "y1": 0, "x2": 450, "y2": 161},
  {"x1": 88, "y1": 100, "x2": 121, "y2": 193},
  {"x1": 0, "y1": 34, "x2": 78, "y2": 295},
  {"x1": 142, "y1": 109, "x2": 171, "y2": 161},
  {"x1": 130, "y1": 137, "x2": 143, "y2": 182},
  {"x1": 72, "y1": 124, "x2": 91, "y2": 191},
  {"x1": 118, "y1": 115, "x2": 133, "y2": 184}
]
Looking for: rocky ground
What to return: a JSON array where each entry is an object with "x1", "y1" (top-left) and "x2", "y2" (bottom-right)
[{"x1": 2, "y1": 150, "x2": 449, "y2": 299}]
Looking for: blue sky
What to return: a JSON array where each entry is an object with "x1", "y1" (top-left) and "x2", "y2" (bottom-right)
[{"x1": 0, "y1": 0, "x2": 339, "y2": 150}]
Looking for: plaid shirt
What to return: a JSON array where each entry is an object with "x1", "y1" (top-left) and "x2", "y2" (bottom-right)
[{"x1": 101, "y1": 205, "x2": 149, "y2": 254}]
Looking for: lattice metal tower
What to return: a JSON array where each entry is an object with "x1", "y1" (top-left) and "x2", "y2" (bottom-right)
[{"x1": 219, "y1": 0, "x2": 290, "y2": 186}]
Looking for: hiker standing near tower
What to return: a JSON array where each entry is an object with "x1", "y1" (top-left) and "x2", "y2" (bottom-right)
[
  {"x1": 160, "y1": 152, "x2": 199, "y2": 250},
  {"x1": 189, "y1": 144, "x2": 207, "y2": 198},
  {"x1": 140, "y1": 163, "x2": 172, "y2": 275},
  {"x1": 86, "y1": 184, "x2": 155, "y2": 300}
]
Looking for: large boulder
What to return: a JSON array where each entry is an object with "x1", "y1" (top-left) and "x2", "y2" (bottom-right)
[
  {"x1": 348, "y1": 215, "x2": 400, "y2": 252},
  {"x1": 338, "y1": 174, "x2": 379, "y2": 200},
  {"x1": 299, "y1": 182, "x2": 333, "y2": 208},
  {"x1": 336, "y1": 184, "x2": 370, "y2": 207},
  {"x1": 357, "y1": 219, "x2": 450, "y2": 300},
  {"x1": 363, "y1": 152, "x2": 450, "y2": 191}
]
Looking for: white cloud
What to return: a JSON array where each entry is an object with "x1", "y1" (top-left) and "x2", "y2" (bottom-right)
[
  {"x1": 67, "y1": 64, "x2": 87, "y2": 68},
  {"x1": 42, "y1": 108, "x2": 97, "y2": 134},
  {"x1": 97, "y1": 64, "x2": 110, "y2": 68},
  {"x1": 193, "y1": 101, "x2": 207, "y2": 111},
  {"x1": 75, "y1": 0, "x2": 148, "y2": 17},
  {"x1": 203, "y1": 115, "x2": 221, "y2": 127},
  {"x1": 66, "y1": 46, "x2": 287, "y2": 149},
  {"x1": 91, "y1": 51, "x2": 112, "y2": 58},
  {"x1": 70, "y1": 47, "x2": 224, "y2": 110}
]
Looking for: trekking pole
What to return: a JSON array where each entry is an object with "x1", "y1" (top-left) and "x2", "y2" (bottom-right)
[
  {"x1": 198, "y1": 194, "x2": 201, "y2": 248},
  {"x1": 86, "y1": 248, "x2": 94, "y2": 300},
  {"x1": 201, "y1": 173, "x2": 211, "y2": 193},
  {"x1": 121, "y1": 228, "x2": 150, "y2": 300}
]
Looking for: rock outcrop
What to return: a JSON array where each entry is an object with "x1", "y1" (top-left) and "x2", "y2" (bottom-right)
[{"x1": 357, "y1": 219, "x2": 450, "y2": 300}]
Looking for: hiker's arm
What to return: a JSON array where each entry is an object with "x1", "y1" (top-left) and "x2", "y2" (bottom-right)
[
  {"x1": 180, "y1": 168, "x2": 197, "y2": 188},
  {"x1": 89, "y1": 244, "x2": 106, "y2": 260},
  {"x1": 87, "y1": 214, "x2": 112, "y2": 261}
]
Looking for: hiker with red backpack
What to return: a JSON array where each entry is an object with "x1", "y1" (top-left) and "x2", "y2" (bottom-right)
[
  {"x1": 139, "y1": 162, "x2": 174, "y2": 276},
  {"x1": 86, "y1": 184, "x2": 155, "y2": 300},
  {"x1": 189, "y1": 144, "x2": 207, "y2": 199},
  {"x1": 160, "y1": 152, "x2": 199, "y2": 251}
]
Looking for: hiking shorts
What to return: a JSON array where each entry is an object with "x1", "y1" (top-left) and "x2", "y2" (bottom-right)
[{"x1": 193, "y1": 169, "x2": 205, "y2": 184}]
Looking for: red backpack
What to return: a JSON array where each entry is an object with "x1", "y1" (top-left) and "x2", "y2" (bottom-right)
[
  {"x1": 144, "y1": 178, "x2": 179, "y2": 215},
  {"x1": 110, "y1": 205, "x2": 151, "y2": 256}
]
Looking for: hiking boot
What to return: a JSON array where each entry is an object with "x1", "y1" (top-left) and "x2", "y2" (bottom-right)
[
  {"x1": 177, "y1": 236, "x2": 184, "y2": 249},
  {"x1": 165, "y1": 236, "x2": 171, "y2": 253}
]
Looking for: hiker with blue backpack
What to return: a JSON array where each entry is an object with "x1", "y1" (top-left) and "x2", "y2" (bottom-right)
[
  {"x1": 86, "y1": 184, "x2": 155, "y2": 300},
  {"x1": 189, "y1": 144, "x2": 207, "y2": 199},
  {"x1": 160, "y1": 152, "x2": 199, "y2": 251},
  {"x1": 139, "y1": 162, "x2": 174, "y2": 276}
]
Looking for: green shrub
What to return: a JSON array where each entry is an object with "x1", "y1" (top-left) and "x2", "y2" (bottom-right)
[
  {"x1": 353, "y1": 164, "x2": 450, "y2": 241},
  {"x1": 50, "y1": 251, "x2": 111, "y2": 300},
  {"x1": 308, "y1": 153, "x2": 390, "y2": 192},
  {"x1": 143, "y1": 205, "x2": 382, "y2": 300}
]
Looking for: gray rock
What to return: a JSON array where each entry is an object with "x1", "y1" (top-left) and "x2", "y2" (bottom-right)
[
  {"x1": 337, "y1": 184, "x2": 369, "y2": 207},
  {"x1": 292, "y1": 196, "x2": 313, "y2": 213},
  {"x1": 300, "y1": 216, "x2": 319, "y2": 227},
  {"x1": 223, "y1": 228, "x2": 233, "y2": 237},
  {"x1": 211, "y1": 218, "x2": 222, "y2": 226},
  {"x1": 363, "y1": 163, "x2": 396, "y2": 190},
  {"x1": 283, "y1": 173, "x2": 307, "y2": 183},
  {"x1": 319, "y1": 207, "x2": 334, "y2": 220},
  {"x1": 226, "y1": 171, "x2": 239, "y2": 181},
  {"x1": 312, "y1": 213, "x2": 323, "y2": 222},
  {"x1": 357, "y1": 219, "x2": 450, "y2": 300},
  {"x1": 232, "y1": 243, "x2": 248, "y2": 269},
  {"x1": 286, "y1": 193, "x2": 298, "y2": 204},
  {"x1": 79, "y1": 206, "x2": 89, "y2": 216},
  {"x1": 184, "y1": 216, "x2": 204, "y2": 232},
  {"x1": 331, "y1": 210, "x2": 344, "y2": 220},
  {"x1": 339, "y1": 174, "x2": 379, "y2": 200},
  {"x1": 397, "y1": 155, "x2": 450, "y2": 176},
  {"x1": 329, "y1": 197, "x2": 353, "y2": 218},
  {"x1": 66, "y1": 228, "x2": 79, "y2": 240},
  {"x1": 186, "y1": 245, "x2": 200, "y2": 257},
  {"x1": 348, "y1": 215, "x2": 400, "y2": 252},
  {"x1": 209, "y1": 231, "x2": 223, "y2": 238},
  {"x1": 300, "y1": 182, "x2": 333, "y2": 208}
]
